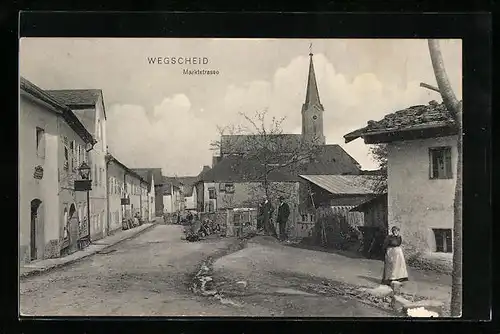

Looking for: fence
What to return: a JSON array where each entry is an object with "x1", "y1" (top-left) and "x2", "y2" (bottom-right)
[{"x1": 287, "y1": 205, "x2": 364, "y2": 246}]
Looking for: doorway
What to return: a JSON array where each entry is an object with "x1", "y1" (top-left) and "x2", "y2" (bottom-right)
[{"x1": 30, "y1": 199, "x2": 42, "y2": 261}]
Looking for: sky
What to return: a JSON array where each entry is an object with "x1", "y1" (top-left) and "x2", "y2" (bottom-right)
[{"x1": 19, "y1": 38, "x2": 462, "y2": 176}]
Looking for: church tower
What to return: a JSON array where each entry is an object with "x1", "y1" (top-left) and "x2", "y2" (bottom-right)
[{"x1": 301, "y1": 49, "x2": 326, "y2": 145}]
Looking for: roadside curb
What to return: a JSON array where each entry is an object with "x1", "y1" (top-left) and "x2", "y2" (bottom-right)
[
  {"x1": 20, "y1": 223, "x2": 158, "y2": 280},
  {"x1": 99, "y1": 223, "x2": 158, "y2": 252}
]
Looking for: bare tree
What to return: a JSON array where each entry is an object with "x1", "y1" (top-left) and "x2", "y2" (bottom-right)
[
  {"x1": 211, "y1": 110, "x2": 322, "y2": 202},
  {"x1": 428, "y1": 39, "x2": 463, "y2": 317}
]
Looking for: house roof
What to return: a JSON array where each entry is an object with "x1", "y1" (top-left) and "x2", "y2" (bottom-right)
[
  {"x1": 163, "y1": 176, "x2": 182, "y2": 187},
  {"x1": 20, "y1": 77, "x2": 95, "y2": 145},
  {"x1": 47, "y1": 89, "x2": 107, "y2": 119},
  {"x1": 131, "y1": 168, "x2": 163, "y2": 186},
  {"x1": 106, "y1": 154, "x2": 150, "y2": 186},
  {"x1": 299, "y1": 174, "x2": 377, "y2": 195},
  {"x1": 200, "y1": 155, "x2": 298, "y2": 183},
  {"x1": 344, "y1": 101, "x2": 457, "y2": 143},
  {"x1": 220, "y1": 134, "x2": 303, "y2": 155},
  {"x1": 174, "y1": 176, "x2": 198, "y2": 196},
  {"x1": 298, "y1": 144, "x2": 361, "y2": 175},
  {"x1": 350, "y1": 193, "x2": 387, "y2": 212},
  {"x1": 160, "y1": 183, "x2": 173, "y2": 195}
]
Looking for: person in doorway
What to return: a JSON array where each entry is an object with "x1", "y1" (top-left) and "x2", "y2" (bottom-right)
[
  {"x1": 381, "y1": 226, "x2": 409, "y2": 286},
  {"x1": 277, "y1": 196, "x2": 290, "y2": 241}
]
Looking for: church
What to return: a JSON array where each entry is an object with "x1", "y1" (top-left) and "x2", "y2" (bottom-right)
[
  {"x1": 195, "y1": 50, "x2": 370, "y2": 215},
  {"x1": 214, "y1": 50, "x2": 362, "y2": 176}
]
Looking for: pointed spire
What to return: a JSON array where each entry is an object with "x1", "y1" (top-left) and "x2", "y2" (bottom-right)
[{"x1": 304, "y1": 48, "x2": 321, "y2": 107}]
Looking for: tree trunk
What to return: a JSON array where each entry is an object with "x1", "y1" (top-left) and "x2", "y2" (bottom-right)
[
  {"x1": 428, "y1": 39, "x2": 462, "y2": 317},
  {"x1": 264, "y1": 165, "x2": 269, "y2": 198}
]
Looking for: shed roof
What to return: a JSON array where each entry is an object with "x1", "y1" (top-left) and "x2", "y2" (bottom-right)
[
  {"x1": 299, "y1": 174, "x2": 377, "y2": 195},
  {"x1": 344, "y1": 101, "x2": 458, "y2": 143},
  {"x1": 350, "y1": 193, "x2": 388, "y2": 212}
]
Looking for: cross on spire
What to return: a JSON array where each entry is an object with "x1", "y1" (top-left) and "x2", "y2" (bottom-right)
[{"x1": 309, "y1": 42, "x2": 313, "y2": 56}]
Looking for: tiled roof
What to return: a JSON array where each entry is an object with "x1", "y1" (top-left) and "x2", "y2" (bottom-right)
[
  {"x1": 200, "y1": 155, "x2": 298, "y2": 183},
  {"x1": 344, "y1": 101, "x2": 457, "y2": 143},
  {"x1": 299, "y1": 174, "x2": 377, "y2": 195},
  {"x1": 46, "y1": 89, "x2": 102, "y2": 106},
  {"x1": 220, "y1": 134, "x2": 303, "y2": 154}
]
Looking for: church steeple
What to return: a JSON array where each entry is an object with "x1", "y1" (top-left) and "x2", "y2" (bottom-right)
[
  {"x1": 301, "y1": 46, "x2": 325, "y2": 145},
  {"x1": 304, "y1": 48, "x2": 322, "y2": 108}
]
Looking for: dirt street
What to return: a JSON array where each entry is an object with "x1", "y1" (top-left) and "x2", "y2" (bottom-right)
[
  {"x1": 20, "y1": 225, "x2": 250, "y2": 316},
  {"x1": 20, "y1": 225, "x2": 393, "y2": 317}
]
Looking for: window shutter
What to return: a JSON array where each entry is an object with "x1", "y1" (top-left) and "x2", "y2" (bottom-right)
[
  {"x1": 445, "y1": 148, "x2": 452, "y2": 178},
  {"x1": 70, "y1": 141, "x2": 75, "y2": 170},
  {"x1": 434, "y1": 230, "x2": 444, "y2": 252},
  {"x1": 445, "y1": 230, "x2": 453, "y2": 252},
  {"x1": 75, "y1": 145, "x2": 79, "y2": 168},
  {"x1": 430, "y1": 150, "x2": 438, "y2": 179}
]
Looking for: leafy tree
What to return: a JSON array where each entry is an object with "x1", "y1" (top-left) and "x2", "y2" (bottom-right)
[{"x1": 367, "y1": 144, "x2": 388, "y2": 194}]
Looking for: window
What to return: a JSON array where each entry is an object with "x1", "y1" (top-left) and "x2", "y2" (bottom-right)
[
  {"x1": 433, "y1": 229, "x2": 453, "y2": 253},
  {"x1": 208, "y1": 188, "x2": 216, "y2": 199},
  {"x1": 225, "y1": 183, "x2": 235, "y2": 194},
  {"x1": 64, "y1": 146, "x2": 69, "y2": 170},
  {"x1": 69, "y1": 141, "x2": 74, "y2": 170},
  {"x1": 429, "y1": 147, "x2": 452, "y2": 179},
  {"x1": 36, "y1": 127, "x2": 45, "y2": 158}
]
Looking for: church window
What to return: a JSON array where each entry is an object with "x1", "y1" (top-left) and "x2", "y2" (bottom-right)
[{"x1": 313, "y1": 115, "x2": 318, "y2": 120}]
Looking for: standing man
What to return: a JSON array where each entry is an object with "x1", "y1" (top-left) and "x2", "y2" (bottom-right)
[
  {"x1": 262, "y1": 196, "x2": 277, "y2": 238},
  {"x1": 277, "y1": 196, "x2": 290, "y2": 241}
]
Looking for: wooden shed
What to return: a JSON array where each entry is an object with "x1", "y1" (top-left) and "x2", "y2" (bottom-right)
[{"x1": 351, "y1": 193, "x2": 388, "y2": 259}]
